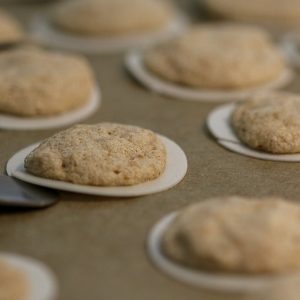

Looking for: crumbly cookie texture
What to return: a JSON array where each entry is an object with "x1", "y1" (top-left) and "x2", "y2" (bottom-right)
[
  {"x1": 25, "y1": 123, "x2": 167, "y2": 186},
  {"x1": 0, "y1": 46, "x2": 94, "y2": 117},
  {"x1": 203, "y1": 0, "x2": 300, "y2": 25},
  {"x1": 145, "y1": 24, "x2": 285, "y2": 89},
  {"x1": 231, "y1": 92, "x2": 300, "y2": 154},
  {"x1": 0, "y1": 260, "x2": 28, "y2": 300},
  {"x1": 0, "y1": 9, "x2": 24, "y2": 44},
  {"x1": 163, "y1": 196, "x2": 300, "y2": 274},
  {"x1": 52, "y1": 0, "x2": 173, "y2": 36}
]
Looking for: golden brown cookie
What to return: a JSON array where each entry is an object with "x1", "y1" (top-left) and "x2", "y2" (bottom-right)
[
  {"x1": 231, "y1": 92, "x2": 300, "y2": 154},
  {"x1": 52, "y1": 0, "x2": 173, "y2": 36},
  {"x1": 0, "y1": 46, "x2": 94, "y2": 117},
  {"x1": 163, "y1": 196, "x2": 300, "y2": 274},
  {"x1": 145, "y1": 24, "x2": 285, "y2": 89},
  {"x1": 25, "y1": 123, "x2": 167, "y2": 186}
]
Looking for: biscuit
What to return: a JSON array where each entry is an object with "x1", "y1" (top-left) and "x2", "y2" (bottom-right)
[
  {"x1": 25, "y1": 123, "x2": 167, "y2": 186},
  {"x1": 203, "y1": 0, "x2": 300, "y2": 26},
  {"x1": 145, "y1": 24, "x2": 285, "y2": 89},
  {"x1": 0, "y1": 9, "x2": 23, "y2": 44},
  {"x1": 231, "y1": 92, "x2": 300, "y2": 154},
  {"x1": 0, "y1": 260, "x2": 28, "y2": 300},
  {"x1": 163, "y1": 196, "x2": 300, "y2": 274},
  {"x1": 52, "y1": 0, "x2": 173, "y2": 36},
  {"x1": 0, "y1": 46, "x2": 94, "y2": 117}
]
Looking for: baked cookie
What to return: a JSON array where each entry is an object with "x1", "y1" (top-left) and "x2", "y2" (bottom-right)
[
  {"x1": 203, "y1": 0, "x2": 300, "y2": 27},
  {"x1": 163, "y1": 196, "x2": 300, "y2": 274},
  {"x1": 0, "y1": 260, "x2": 28, "y2": 300},
  {"x1": 0, "y1": 9, "x2": 23, "y2": 44},
  {"x1": 52, "y1": 0, "x2": 173, "y2": 36},
  {"x1": 231, "y1": 92, "x2": 300, "y2": 154},
  {"x1": 145, "y1": 24, "x2": 285, "y2": 89},
  {"x1": 25, "y1": 123, "x2": 167, "y2": 186},
  {"x1": 0, "y1": 46, "x2": 94, "y2": 117}
]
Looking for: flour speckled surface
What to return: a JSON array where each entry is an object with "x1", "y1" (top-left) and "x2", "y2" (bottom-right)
[
  {"x1": 145, "y1": 24, "x2": 285, "y2": 89},
  {"x1": 25, "y1": 123, "x2": 167, "y2": 186},
  {"x1": 0, "y1": 47, "x2": 94, "y2": 117},
  {"x1": 232, "y1": 92, "x2": 300, "y2": 154}
]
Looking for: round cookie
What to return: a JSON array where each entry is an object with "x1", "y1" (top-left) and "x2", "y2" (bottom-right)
[
  {"x1": 0, "y1": 259, "x2": 28, "y2": 300},
  {"x1": 0, "y1": 46, "x2": 94, "y2": 117},
  {"x1": 52, "y1": 0, "x2": 173, "y2": 36},
  {"x1": 163, "y1": 196, "x2": 300, "y2": 274},
  {"x1": 231, "y1": 92, "x2": 300, "y2": 154},
  {"x1": 25, "y1": 123, "x2": 167, "y2": 186},
  {"x1": 144, "y1": 24, "x2": 285, "y2": 89},
  {"x1": 203, "y1": 0, "x2": 300, "y2": 26},
  {"x1": 0, "y1": 9, "x2": 23, "y2": 44}
]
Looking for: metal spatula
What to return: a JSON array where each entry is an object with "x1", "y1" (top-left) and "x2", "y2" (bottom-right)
[{"x1": 0, "y1": 175, "x2": 59, "y2": 208}]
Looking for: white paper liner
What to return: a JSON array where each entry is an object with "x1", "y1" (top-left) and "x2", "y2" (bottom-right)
[
  {"x1": 207, "y1": 103, "x2": 300, "y2": 161},
  {"x1": 281, "y1": 33, "x2": 300, "y2": 69},
  {"x1": 6, "y1": 135, "x2": 188, "y2": 197},
  {"x1": 0, "y1": 87, "x2": 101, "y2": 130},
  {"x1": 30, "y1": 14, "x2": 188, "y2": 54},
  {"x1": 125, "y1": 50, "x2": 294, "y2": 102},
  {"x1": 0, "y1": 253, "x2": 58, "y2": 300},
  {"x1": 148, "y1": 212, "x2": 294, "y2": 293}
]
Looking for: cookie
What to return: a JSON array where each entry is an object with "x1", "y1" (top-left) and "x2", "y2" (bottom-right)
[
  {"x1": 0, "y1": 9, "x2": 23, "y2": 44},
  {"x1": 25, "y1": 123, "x2": 167, "y2": 186},
  {"x1": 52, "y1": 0, "x2": 173, "y2": 36},
  {"x1": 0, "y1": 46, "x2": 94, "y2": 117},
  {"x1": 163, "y1": 196, "x2": 300, "y2": 274},
  {"x1": 203, "y1": 0, "x2": 300, "y2": 26},
  {"x1": 0, "y1": 260, "x2": 28, "y2": 300},
  {"x1": 145, "y1": 24, "x2": 285, "y2": 89},
  {"x1": 231, "y1": 92, "x2": 300, "y2": 154}
]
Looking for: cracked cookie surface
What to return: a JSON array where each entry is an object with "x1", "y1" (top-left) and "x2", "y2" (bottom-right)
[
  {"x1": 231, "y1": 92, "x2": 300, "y2": 154},
  {"x1": 25, "y1": 123, "x2": 167, "y2": 186}
]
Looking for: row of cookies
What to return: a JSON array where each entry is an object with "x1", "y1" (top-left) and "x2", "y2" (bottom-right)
[
  {"x1": 29, "y1": 0, "x2": 300, "y2": 101},
  {"x1": 0, "y1": 0, "x2": 179, "y2": 130},
  {"x1": 0, "y1": 21, "x2": 295, "y2": 126},
  {"x1": 27, "y1": 0, "x2": 300, "y2": 55},
  {"x1": 139, "y1": 2, "x2": 300, "y2": 296},
  {"x1": 0, "y1": 1, "x2": 297, "y2": 105},
  {"x1": 0, "y1": 1, "x2": 184, "y2": 204},
  {"x1": 2, "y1": 2, "x2": 300, "y2": 300},
  {"x1": 3, "y1": 0, "x2": 300, "y2": 31},
  {"x1": 4, "y1": 22, "x2": 299, "y2": 188},
  {"x1": 142, "y1": 15, "x2": 300, "y2": 292},
  {"x1": 4, "y1": 0, "x2": 300, "y2": 53}
]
